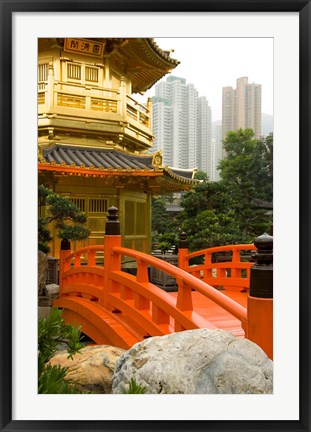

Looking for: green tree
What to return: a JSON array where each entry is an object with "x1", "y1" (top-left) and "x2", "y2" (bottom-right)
[
  {"x1": 178, "y1": 130, "x2": 273, "y2": 251},
  {"x1": 179, "y1": 182, "x2": 250, "y2": 250},
  {"x1": 151, "y1": 196, "x2": 180, "y2": 251},
  {"x1": 194, "y1": 170, "x2": 209, "y2": 181},
  {"x1": 38, "y1": 185, "x2": 90, "y2": 253},
  {"x1": 151, "y1": 196, "x2": 173, "y2": 235},
  {"x1": 219, "y1": 129, "x2": 272, "y2": 203},
  {"x1": 156, "y1": 232, "x2": 177, "y2": 254},
  {"x1": 179, "y1": 181, "x2": 232, "y2": 219},
  {"x1": 218, "y1": 129, "x2": 273, "y2": 236}
]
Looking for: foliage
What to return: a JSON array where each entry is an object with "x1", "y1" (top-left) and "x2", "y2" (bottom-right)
[
  {"x1": 38, "y1": 218, "x2": 52, "y2": 253},
  {"x1": 218, "y1": 129, "x2": 273, "y2": 236},
  {"x1": 38, "y1": 308, "x2": 84, "y2": 394},
  {"x1": 194, "y1": 170, "x2": 209, "y2": 181},
  {"x1": 151, "y1": 196, "x2": 180, "y2": 252},
  {"x1": 181, "y1": 208, "x2": 250, "y2": 251},
  {"x1": 151, "y1": 196, "x2": 175, "y2": 235},
  {"x1": 39, "y1": 364, "x2": 79, "y2": 394},
  {"x1": 120, "y1": 377, "x2": 147, "y2": 394},
  {"x1": 179, "y1": 181, "x2": 232, "y2": 219},
  {"x1": 156, "y1": 232, "x2": 177, "y2": 254},
  {"x1": 176, "y1": 181, "x2": 241, "y2": 250},
  {"x1": 38, "y1": 185, "x2": 90, "y2": 253},
  {"x1": 150, "y1": 129, "x2": 273, "y2": 253},
  {"x1": 177, "y1": 130, "x2": 272, "y2": 251},
  {"x1": 219, "y1": 129, "x2": 273, "y2": 204}
]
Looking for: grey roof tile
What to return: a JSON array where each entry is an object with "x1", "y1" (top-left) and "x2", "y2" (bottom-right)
[
  {"x1": 40, "y1": 145, "x2": 198, "y2": 185},
  {"x1": 42, "y1": 145, "x2": 154, "y2": 170}
]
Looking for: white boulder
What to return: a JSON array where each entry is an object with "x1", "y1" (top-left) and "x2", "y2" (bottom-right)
[{"x1": 112, "y1": 329, "x2": 273, "y2": 394}]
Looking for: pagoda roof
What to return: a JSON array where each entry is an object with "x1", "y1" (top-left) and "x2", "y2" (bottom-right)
[
  {"x1": 40, "y1": 145, "x2": 154, "y2": 170},
  {"x1": 38, "y1": 145, "x2": 199, "y2": 193},
  {"x1": 165, "y1": 167, "x2": 195, "y2": 180},
  {"x1": 50, "y1": 38, "x2": 180, "y2": 94},
  {"x1": 118, "y1": 39, "x2": 180, "y2": 93}
]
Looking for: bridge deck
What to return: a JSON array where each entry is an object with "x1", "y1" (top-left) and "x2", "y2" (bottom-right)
[
  {"x1": 169, "y1": 289, "x2": 247, "y2": 337},
  {"x1": 110, "y1": 288, "x2": 248, "y2": 341},
  {"x1": 55, "y1": 288, "x2": 247, "y2": 348}
]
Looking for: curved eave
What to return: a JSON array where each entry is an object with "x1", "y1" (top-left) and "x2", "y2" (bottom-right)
[
  {"x1": 38, "y1": 163, "x2": 197, "y2": 194},
  {"x1": 119, "y1": 38, "x2": 180, "y2": 93},
  {"x1": 38, "y1": 144, "x2": 198, "y2": 193},
  {"x1": 145, "y1": 38, "x2": 180, "y2": 67},
  {"x1": 38, "y1": 162, "x2": 161, "y2": 178},
  {"x1": 37, "y1": 162, "x2": 196, "y2": 184},
  {"x1": 163, "y1": 167, "x2": 200, "y2": 185},
  {"x1": 156, "y1": 179, "x2": 196, "y2": 193}
]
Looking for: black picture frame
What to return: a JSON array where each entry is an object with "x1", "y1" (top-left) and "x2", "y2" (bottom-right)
[{"x1": 1, "y1": 1, "x2": 310, "y2": 431}]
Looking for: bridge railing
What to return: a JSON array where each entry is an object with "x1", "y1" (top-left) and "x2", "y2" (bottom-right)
[
  {"x1": 59, "y1": 245, "x2": 247, "y2": 335},
  {"x1": 58, "y1": 207, "x2": 273, "y2": 358},
  {"x1": 58, "y1": 211, "x2": 248, "y2": 335},
  {"x1": 59, "y1": 244, "x2": 104, "y2": 301},
  {"x1": 178, "y1": 236, "x2": 256, "y2": 291},
  {"x1": 107, "y1": 246, "x2": 248, "y2": 334}
]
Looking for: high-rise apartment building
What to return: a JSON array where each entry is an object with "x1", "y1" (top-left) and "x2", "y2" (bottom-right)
[
  {"x1": 151, "y1": 76, "x2": 212, "y2": 175},
  {"x1": 222, "y1": 77, "x2": 262, "y2": 155}
]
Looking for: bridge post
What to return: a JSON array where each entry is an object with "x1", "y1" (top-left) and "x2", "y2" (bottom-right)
[
  {"x1": 103, "y1": 206, "x2": 121, "y2": 308},
  {"x1": 178, "y1": 232, "x2": 189, "y2": 271},
  {"x1": 247, "y1": 233, "x2": 273, "y2": 359},
  {"x1": 59, "y1": 239, "x2": 71, "y2": 297},
  {"x1": 176, "y1": 233, "x2": 193, "y2": 316}
]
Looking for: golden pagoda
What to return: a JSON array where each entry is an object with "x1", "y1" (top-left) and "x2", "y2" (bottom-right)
[{"x1": 38, "y1": 38, "x2": 198, "y2": 257}]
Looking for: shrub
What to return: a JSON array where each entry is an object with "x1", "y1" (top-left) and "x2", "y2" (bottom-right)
[
  {"x1": 120, "y1": 377, "x2": 147, "y2": 394},
  {"x1": 38, "y1": 308, "x2": 84, "y2": 394}
]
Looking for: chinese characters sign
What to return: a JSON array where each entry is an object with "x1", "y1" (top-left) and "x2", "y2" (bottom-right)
[{"x1": 64, "y1": 38, "x2": 105, "y2": 57}]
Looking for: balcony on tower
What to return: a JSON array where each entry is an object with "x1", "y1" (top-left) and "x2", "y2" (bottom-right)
[{"x1": 38, "y1": 38, "x2": 180, "y2": 153}]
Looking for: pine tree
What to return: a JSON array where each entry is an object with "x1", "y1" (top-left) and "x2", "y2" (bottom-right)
[{"x1": 38, "y1": 185, "x2": 90, "y2": 253}]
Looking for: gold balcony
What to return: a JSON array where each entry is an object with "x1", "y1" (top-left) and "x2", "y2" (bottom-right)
[{"x1": 38, "y1": 79, "x2": 153, "y2": 151}]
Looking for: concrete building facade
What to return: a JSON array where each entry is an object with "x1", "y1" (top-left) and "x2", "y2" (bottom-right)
[
  {"x1": 222, "y1": 77, "x2": 262, "y2": 156},
  {"x1": 151, "y1": 76, "x2": 212, "y2": 176}
]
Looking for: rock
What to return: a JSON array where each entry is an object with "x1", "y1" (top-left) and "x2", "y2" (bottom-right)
[
  {"x1": 112, "y1": 329, "x2": 273, "y2": 394},
  {"x1": 45, "y1": 283, "x2": 59, "y2": 298},
  {"x1": 38, "y1": 250, "x2": 48, "y2": 296},
  {"x1": 49, "y1": 345, "x2": 124, "y2": 394}
]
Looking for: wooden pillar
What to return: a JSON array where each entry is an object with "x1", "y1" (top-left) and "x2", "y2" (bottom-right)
[
  {"x1": 147, "y1": 97, "x2": 152, "y2": 129},
  {"x1": 59, "y1": 239, "x2": 71, "y2": 297},
  {"x1": 119, "y1": 77, "x2": 127, "y2": 117},
  {"x1": 178, "y1": 232, "x2": 189, "y2": 271},
  {"x1": 103, "y1": 207, "x2": 121, "y2": 307},
  {"x1": 47, "y1": 62, "x2": 55, "y2": 109},
  {"x1": 176, "y1": 232, "x2": 193, "y2": 312},
  {"x1": 247, "y1": 233, "x2": 273, "y2": 359}
]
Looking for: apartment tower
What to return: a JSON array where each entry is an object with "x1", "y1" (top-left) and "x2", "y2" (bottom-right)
[
  {"x1": 222, "y1": 77, "x2": 261, "y2": 157},
  {"x1": 151, "y1": 76, "x2": 212, "y2": 175}
]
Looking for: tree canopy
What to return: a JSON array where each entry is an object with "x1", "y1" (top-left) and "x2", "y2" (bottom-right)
[
  {"x1": 152, "y1": 129, "x2": 273, "y2": 252},
  {"x1": 219, "y1": 129, "x2": 273, "y2": 206}
]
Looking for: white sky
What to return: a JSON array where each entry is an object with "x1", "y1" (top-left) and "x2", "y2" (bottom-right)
[{"x1": 135, "y1": 37, "x2": 273, "y2": 122}]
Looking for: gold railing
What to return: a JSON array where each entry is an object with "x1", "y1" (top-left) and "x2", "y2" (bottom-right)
[
  {"x1": 126, "y1": 95, "x2": 151, "y2": 128},
  {"x1": 38, "y1": 81, "x2": 151, "y2": 128}
]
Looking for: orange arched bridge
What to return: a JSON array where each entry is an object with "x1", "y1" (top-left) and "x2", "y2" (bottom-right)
[{"x1": 53, "y1": 209, "x2": 273, "y2": 359}]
